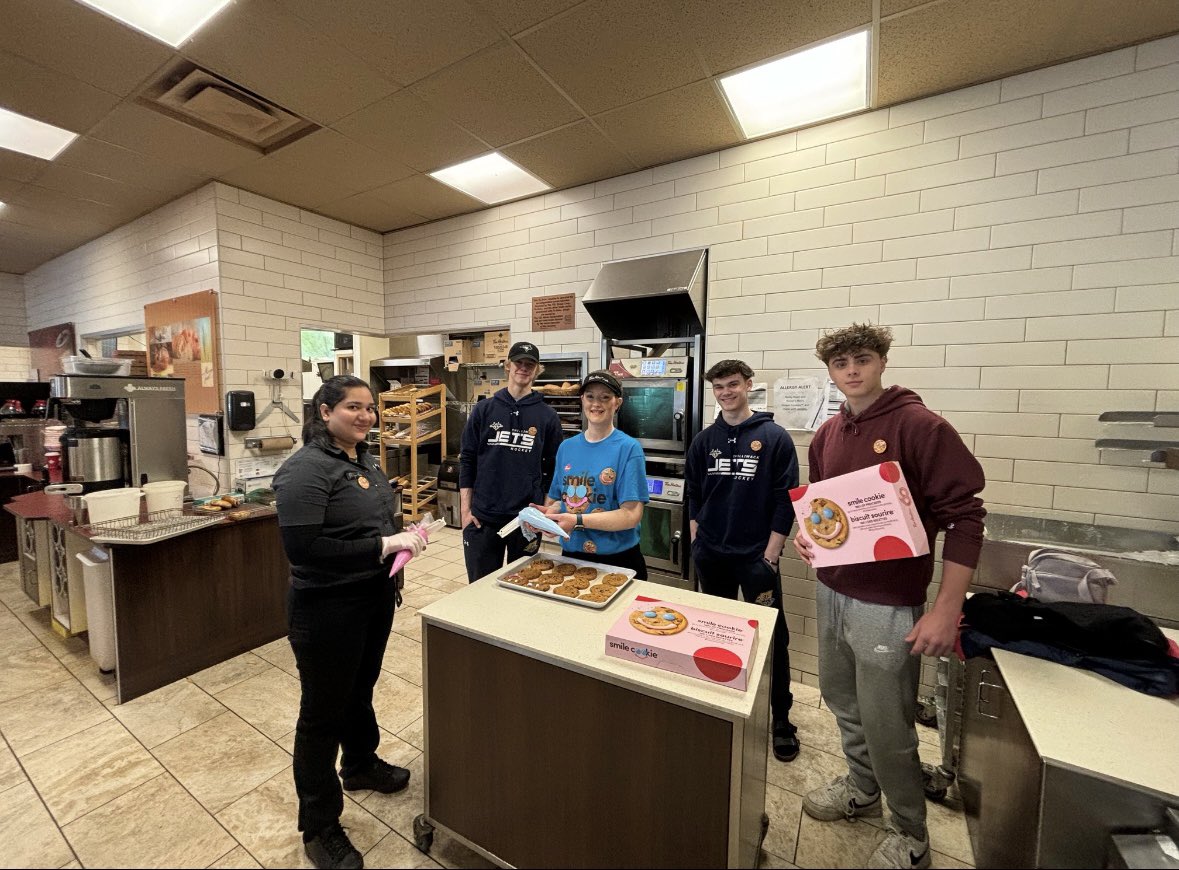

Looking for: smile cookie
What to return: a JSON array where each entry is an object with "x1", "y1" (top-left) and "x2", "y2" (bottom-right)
[
  {"x1": 531, "y1": 559, "x2": 554, "y2": 571},
  {"x1": 805, "y1": 497, "x2": 849, "y2": 549},
  {"x1": 553, "y1": 563, "x2": 577, "y2": 576},
  {"x1": 553, "y1": 585, "x2": 580, "y2": 598},
  {"x1": 629, "y1": 606, "x2": 688, "y2": 635},
  {"x1": 573, "y1": 567, "x2": 599, "y2": 583},
  {"x1": 602, "y1": 572, "x2": 628, "y2": 587}
]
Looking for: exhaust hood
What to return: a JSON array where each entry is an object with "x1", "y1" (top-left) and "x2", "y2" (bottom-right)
[
  {"x1": 371, "y1": 334, "x2": 444, "y2": 369},
  {"x1": 582, "y1": 248, "x2": 708, "y2": 338}
]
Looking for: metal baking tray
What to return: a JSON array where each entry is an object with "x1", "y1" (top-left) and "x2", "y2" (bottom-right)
[{"x1": 495, "y1": 554, "x2": 636, "y2": 609}]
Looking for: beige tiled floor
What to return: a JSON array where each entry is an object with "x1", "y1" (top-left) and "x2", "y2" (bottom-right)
[{"x1": 0, "y1": 527, "x2": 974, "y2": 868}]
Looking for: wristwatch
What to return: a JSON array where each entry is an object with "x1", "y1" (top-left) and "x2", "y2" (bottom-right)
[{"x1": 575, "y1": 513, "x2": 585, "y2": 530}]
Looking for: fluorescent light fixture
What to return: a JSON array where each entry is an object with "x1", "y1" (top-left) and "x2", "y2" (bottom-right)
[
  {"x1": 429, "y1": 153, "x2": 550, "y2": 205},
  {"x1": 73, "y1": 0, "x2": 232, "y2": 47},
  {"x1": 0, "y1": 108, "x2": 78, "y2": 161},
  {"x1": 720, "y1": 28, "x2": 870, "y2": 139}
]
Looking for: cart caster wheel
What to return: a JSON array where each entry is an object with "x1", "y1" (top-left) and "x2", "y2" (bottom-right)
[
  {"x1": 923, "y1": 786, "x2": 948, "y2": 802},
  {"x1": 915, "y1": 696, "x2": 938, "y2": 728},
  {"x1": 413, "y1": 814, "x2": 434, "y2": 854}
]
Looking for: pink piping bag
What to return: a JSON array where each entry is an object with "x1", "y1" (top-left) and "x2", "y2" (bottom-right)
[{"x1": 389, "y1": 516, "x2": 447, "y2": 577}]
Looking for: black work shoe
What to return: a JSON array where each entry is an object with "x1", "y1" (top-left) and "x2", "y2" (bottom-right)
[
  {"x1": 773, "y1": 719, "x2": 800, "y2": 762},
  {"x1": 304, "y1": 823, "x2": 363, "y2": 869},
  {"x1": 341, "y1": 757, "x2": 411, "y2": 794}
]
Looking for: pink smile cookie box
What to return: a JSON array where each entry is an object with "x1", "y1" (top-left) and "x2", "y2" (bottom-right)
[
  {"x1": 605, "y1": 595, "x2": 760, "y2": 691},
  {"x1": 790, "y1": 461, "x2": 929, "y2": 569}
]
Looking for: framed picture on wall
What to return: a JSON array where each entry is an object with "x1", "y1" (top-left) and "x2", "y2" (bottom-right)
[{"x1": 144, "y1": 290, "x2": 219, "y2": 414}]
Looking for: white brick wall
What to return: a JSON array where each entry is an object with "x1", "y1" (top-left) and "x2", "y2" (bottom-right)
[
  {"x1": 22, "y1": 183, "x2": 385, "y2": 485},
  {"x1": 0, "y1": 346, "x2": 31, "y2": 380},
  {"x1": 383, "y1": 35, "x2": 1179, "y2": 648},
  {"x1": 0, "y1": 273, "x2": 27, "y2": 347}
]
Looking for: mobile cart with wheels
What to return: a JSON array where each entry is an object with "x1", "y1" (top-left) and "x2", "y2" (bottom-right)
[{"x1": 413, "y1": 558, "x2": 776, "y2": 868}]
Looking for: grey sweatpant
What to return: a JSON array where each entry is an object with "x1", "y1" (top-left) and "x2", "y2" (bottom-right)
[{"x1": 817, "y1": 583, "x2": 927, "y2": 839}]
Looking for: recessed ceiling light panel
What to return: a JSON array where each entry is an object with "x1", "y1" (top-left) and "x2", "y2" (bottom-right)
[
  {"x1": 720, "y1": 28, "x2": 870, "y2": 139},
  {"x1": 73, "y1": 0, "x2": 232, "y2": 48},
  {"x1": 0, "y1": 108, "x2": 78, "y2": 161},
  {"x1": 429, "y1": 153, "x2": 550, "y2": 205}
]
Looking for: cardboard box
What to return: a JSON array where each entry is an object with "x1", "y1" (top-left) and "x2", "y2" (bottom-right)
[
  {"x1": 789, "y1": 461, "x2": 929, "y2": 569},
  {"x1": 443, "y1": 338, "x2": 471, "y2": 371},
  {"x1": 605, "y1": 595, "x2": 760, "y2": 691},
  {"x1": 469, "y1": 338, "x2": 486, "y2": 363},
  {"x1": 471, "y1": 378, "x2": 503, "y2": 400},
  {"x1": 483, "y1": 329, "x2": 511, "y2": 364}
]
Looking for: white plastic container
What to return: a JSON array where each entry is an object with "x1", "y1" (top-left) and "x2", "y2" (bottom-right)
[
  {"x1": 76, "y1": 547, "x2": 115, "y2": 673},
  {"x1": 142, "y1": 480, "x2": 187, "y2": 514},
  {"x1": 82, "y1": 487, "x2": 143, "y2": 524}
]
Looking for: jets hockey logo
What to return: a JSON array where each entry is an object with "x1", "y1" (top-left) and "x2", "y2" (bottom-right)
[
  {"x1": 486, "y1": 420, "x2": 535, "y2": 452},
  {"x1": 706, "y1": 451, "x2": 759, "y2": 480}
]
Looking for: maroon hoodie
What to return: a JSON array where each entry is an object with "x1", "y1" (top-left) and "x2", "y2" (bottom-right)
[{"x1": 808, "y1": 386, "x2": 986, "y2": 606}]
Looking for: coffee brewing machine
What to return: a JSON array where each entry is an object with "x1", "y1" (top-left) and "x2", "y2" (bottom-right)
[
  {"x1": 581, "y1": 247, "x2": 708, "y2": 590},
  {"x1": 49, "y1": 375, "x2": 188, "y2": 492}
]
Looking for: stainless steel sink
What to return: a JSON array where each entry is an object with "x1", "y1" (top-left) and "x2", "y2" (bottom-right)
[{"x1": 976, "y1": 513, "x2": 1179, "y2": 627}]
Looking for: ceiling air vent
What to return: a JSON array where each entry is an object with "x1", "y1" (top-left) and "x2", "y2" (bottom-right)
[{"x1": 142, "y1": 64, "x2": 317, "y2": 152}]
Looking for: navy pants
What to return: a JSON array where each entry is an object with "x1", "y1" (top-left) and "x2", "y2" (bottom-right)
[
  {"x1": 462, "y1": 518, "x2": 539, "y2": 583},
  {"x1": 287, "y1": 574, "x2": 394, "y2": 834},
  {"x1": 692, "y1": 544, "x2": 794, "y2": 724}
]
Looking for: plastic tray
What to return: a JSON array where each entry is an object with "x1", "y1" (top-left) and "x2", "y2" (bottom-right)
[{"x1": 495, "y1": 554, "x2": 636, "y2": 609}]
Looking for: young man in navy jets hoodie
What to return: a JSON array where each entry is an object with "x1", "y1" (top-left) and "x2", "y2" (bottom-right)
[
  {"x1": 459, "y1": 341, "x2": 564, "y2": 583},
  {"x1": 685, "y1": 359, "x2": 801, "y2": 762}
]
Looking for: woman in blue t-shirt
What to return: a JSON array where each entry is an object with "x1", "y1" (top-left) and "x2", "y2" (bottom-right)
[{"x1": 539, "y1": 370, "x2": 650, "y2": 578}]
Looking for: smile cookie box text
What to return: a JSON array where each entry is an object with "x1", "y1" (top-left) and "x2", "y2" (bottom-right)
[
  {"x1": 605, "y1": 596, "x2": 761, "y2": 691},
  {"x1": 789, "y1": 462, "x2": 929, "y2": 569}
]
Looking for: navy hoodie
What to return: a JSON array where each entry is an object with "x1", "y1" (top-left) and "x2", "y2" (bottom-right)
[
  {"x1": 685, "y1": 411, "x2": 799, "y2": 560},
  {"x1": 459, "y1": 388, "x2": 564, "y2": 524}
]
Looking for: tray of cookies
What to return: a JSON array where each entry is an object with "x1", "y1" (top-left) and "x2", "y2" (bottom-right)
[{"x1": 496, "y1": 555, "x2": 635, "y2": 608}]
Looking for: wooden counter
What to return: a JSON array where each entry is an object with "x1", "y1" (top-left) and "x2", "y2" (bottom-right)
[
  {"x1": 416, "y1": 562, "x2": 775, "y2": 868},
  {"x1": 5, "y1": 491, "x2": 289, "y2": 703}
]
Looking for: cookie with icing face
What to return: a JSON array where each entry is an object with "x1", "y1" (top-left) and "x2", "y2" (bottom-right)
[
  {"x1": 805, "y1": 497, "x2": 849, "y2": 549},
  {"x1": 629, "y1": 606, "x2": 688, "y2": 635}
]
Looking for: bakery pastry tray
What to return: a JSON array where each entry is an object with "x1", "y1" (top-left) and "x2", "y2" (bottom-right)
[{"x1": 495, "y1": 554, "x2": 636, "y2": 609}]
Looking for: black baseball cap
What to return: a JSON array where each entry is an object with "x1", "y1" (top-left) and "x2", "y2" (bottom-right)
[
  {"x1": 579, "y1": 370, "x2": 622, "y2": 397},
  {"x1": 508, "y1": 341, "x2": 540, "y2": 362}
]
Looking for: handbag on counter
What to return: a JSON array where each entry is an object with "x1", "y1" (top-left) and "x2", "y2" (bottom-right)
[{"x1": 1010, "y1": 548, "x2": 1117, "y2": 604}]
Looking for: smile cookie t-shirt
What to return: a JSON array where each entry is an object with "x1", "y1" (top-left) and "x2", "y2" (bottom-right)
[{"x1": 548, "y1": 429, "x2": 648, "y2": 555}]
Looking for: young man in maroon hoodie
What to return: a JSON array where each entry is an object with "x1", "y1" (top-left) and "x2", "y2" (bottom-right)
[{"x1": 794, "y1": 323, "x2": 985, "y2": 870}]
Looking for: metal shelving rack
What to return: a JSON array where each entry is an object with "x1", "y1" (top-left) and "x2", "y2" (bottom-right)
[
  {"x1": 536, "y1": 351, "x2": 588, "y2": 439},
  {"x1": 379, "y1": 384, "x2": 446, "y2": 521}
]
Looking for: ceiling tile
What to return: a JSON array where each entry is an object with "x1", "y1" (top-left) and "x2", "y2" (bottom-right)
[
  {"x1": 878, "y1": 0, "x2": 1179, "y2": 106},
  {"x1": 283, "y1": 0, "x2": 500, "y2": 86},
  {"x1": 0, "y1": 239, "x2": 68, "y2": 274},
  {"x1": 264, "y1": 130, "x2": 416, "y2": 192},
  {"x1": 469, "y1": 0, "x2": 586, "y2": 36},
  {"x1": 0, "y1": 0, "x2": 174, "y2": 97},
  {"x1": 0, "y1": 179, "x2": 25, "y2": 201},
  {"x1": 502, "y1": 121, "x2": 636, "y2": 189},
  {"x1": 335, "y1": 91, "x2": 489, "y2": 174},
  {"x1": 881, "y1": 0, "x2": 938, "y2": 16},
  {"x1": 87, "y1": 104, "x2": 262, "y2": 176},
  {"x1": 317, "y1": 194, "x2": 426, "y2": 233},
  {"x1": 181, "y1": 0, "x2": 399, "y2": 126},
  {"x1": 218, "y1": 158, "x2": 360, "y2": 209},
  {"x1": 369, "y1": 174, "x2": 483, "y2": 221},
  {"x1": 594, "y1": 80, "x2": 740, "y2": 168},
  {"x1": 667, "y1": 0, "x2": 873, "y2": 75},
  {"x1": 411, "y1": 42, "x2": 582, "y2": 147},
  {"x1": 0, "y1": 48, "x2": 121, "y2": 134},
  {"x1": 56, "y1": 138, "x2": 209, "y2": 194},
  {"x1": 0, "y1": 151, "x2": 44, "y2": 185},
  {"x1": 29, "y1": 164, "x2": 173, "y2": 213},
  {"x1": 517, "y1": 0, "x2": 707, "y2": 115}
]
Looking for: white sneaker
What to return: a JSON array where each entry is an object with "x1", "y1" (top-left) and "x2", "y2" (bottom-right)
[
  {"x1": 867, "y1": 825, "x2": 931, "y2": 869},
  {"x1": 802, "y1": 774, "x2": 882, "y2": 821}
]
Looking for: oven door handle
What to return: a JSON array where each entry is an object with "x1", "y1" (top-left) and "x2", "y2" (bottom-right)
[
  {"x1": 673, "y1": 410, "x2": 684, "y2": 442},
  {"x1": 670, "y1": 529, "x2": 682, "y2": 566}
]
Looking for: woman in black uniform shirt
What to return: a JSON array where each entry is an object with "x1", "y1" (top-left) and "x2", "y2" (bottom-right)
[{"x1": 274, "y1": 375, "x2": 424, "y2": 870}]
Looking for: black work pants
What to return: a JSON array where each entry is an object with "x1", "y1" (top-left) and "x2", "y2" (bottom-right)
[
  {"x1": 692, "y1": 544, "x2": 794, "y2": 723},
  {"x1": 287, "y1": 574, "x2": 395, "y2": 834},
  {"x1": 462, "y1": 517, "x2": 538, "y2": 583}
]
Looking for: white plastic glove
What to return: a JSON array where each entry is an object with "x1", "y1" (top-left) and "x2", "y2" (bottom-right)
[{"x1": 381, "y1": 531, "x2": 425, "y2": 560}]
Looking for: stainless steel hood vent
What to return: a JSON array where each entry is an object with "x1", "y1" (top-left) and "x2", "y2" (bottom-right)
[
  {"x1": 371, "y1": 334, "x2": 444, "y2": 370},
  {"x1": 582, "y1": 248, "x2": 708, "y2": 338}
]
